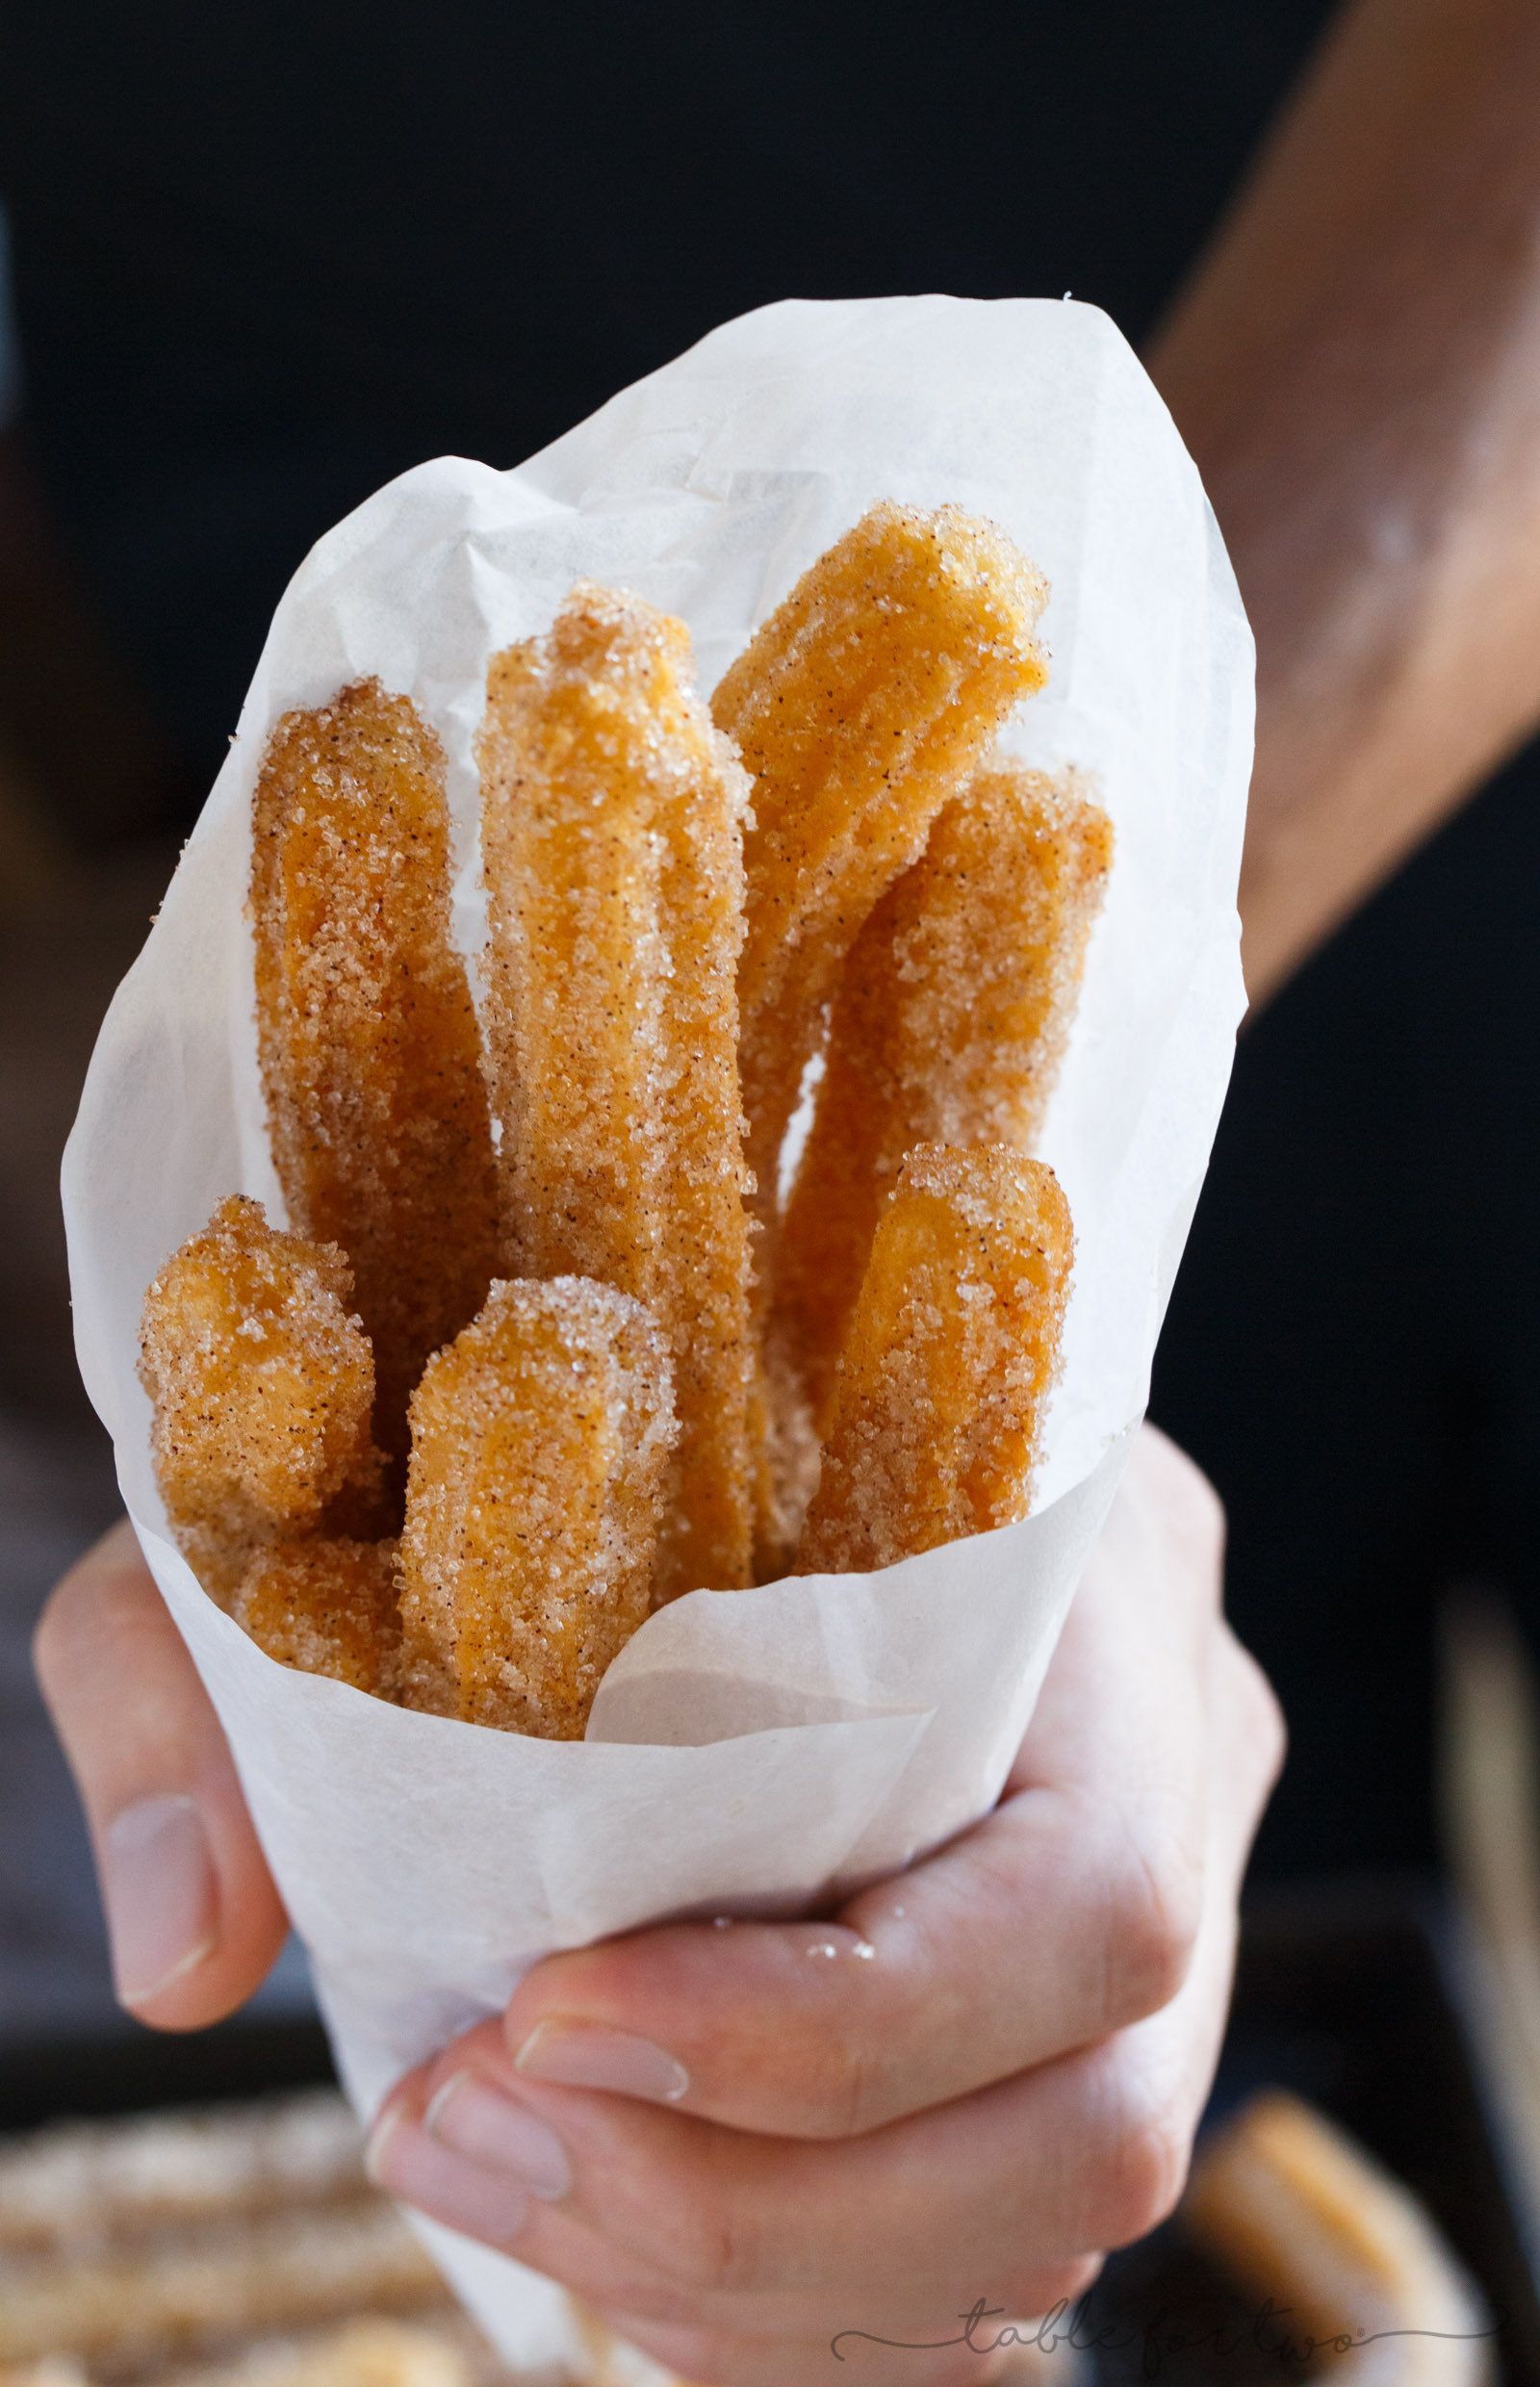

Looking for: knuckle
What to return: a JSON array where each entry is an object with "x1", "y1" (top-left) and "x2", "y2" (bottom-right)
[
  {"x1": 1227, "y1": 1631, "x2": 1287, "y2": 1785},
  {"x1": 1137, "y1": 1429, "x2": 1226, "y2": 1599},
  {"x1": 1082, "y1": 2057, "x2": 1194, "y2": 2247},
  {"x1": 1141, "y1": 1424, "x2": 1225, "y2": 1540},
  {"x1": 1102, "y1": 1830, "x2": 1202, "y2": 2024},
  {"x1": 1000, "y1": 2251, "x2": 1104, "y2": 2325}
]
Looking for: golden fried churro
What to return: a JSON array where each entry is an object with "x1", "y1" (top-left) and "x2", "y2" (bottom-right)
[
  {"x1": 477, "y1": 584, "x2": 754, "y2": 1601},
  {"x1": 234, "y1": 1538, "x2": 402, "y2": 1697},
  {"x1": 780, "y1": 762, "x2": 1110, "y2": 1428},
  {"x1": 795, "y1": 1144, "x2": 1072, "y2": 1575},
  {"x1": 399, "y1": 1276, "x2": 677, "y2": 1736},
  {"x1": 251, "y1": 679, "x2": 499, "y2": 1461},
  {"x1": 139, "y1": 1195, "x2": 387, "y2": 1602},
  {"x1": 1183, "y1": 2092, "x2": 1492, "y2": 2385},
  {"x1": 711, "y1": 503, "x2": 1050, "y2": 1242}
]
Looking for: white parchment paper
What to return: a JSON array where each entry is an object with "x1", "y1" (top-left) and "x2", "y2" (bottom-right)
[{"x1": 62, "y1": 295, "x2": 1251, "y2": 2371}]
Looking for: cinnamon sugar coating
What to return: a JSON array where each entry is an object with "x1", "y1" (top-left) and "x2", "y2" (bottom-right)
[
  {"x1": 795, "y1": 1144, "x2": 1072, "y2": 1575},
  {"x1": 398, "y1": 1276, "x2": 678, "y2": 1737},
  {"x1": 138, "y1": 1194, "x2": 387, "y2": 1603},
  {"x1": 779, "y1": 762, "x2": 1110, "y2": 1429},
  {"x1": 235, "y1": 1538, "x2": 402, "y2": 1697},
  {"x1": 712, "y1": 504, "x2": 1048, "y2": 1573},
  {"x1": 477, "y1": 584, "x2": 754, "y2": 1601},
  {"x1": 251, "y1": 678, "x2": 499, "y2": 1461},
  {"x1": 712, "y1": 501, "x2": 1049, "y2": 1250}
]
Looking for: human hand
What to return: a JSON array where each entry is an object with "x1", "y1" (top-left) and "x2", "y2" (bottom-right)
[
  {"x1": 34, "y1": 1429, "x2": 1279, "y2": 2375},
  {"x1": 362, "y1": 1424, "x2": 1282, "y2": 2384},
  {"x1": 33, "y1": 1518, "x2": 289, "y2": 2025}
]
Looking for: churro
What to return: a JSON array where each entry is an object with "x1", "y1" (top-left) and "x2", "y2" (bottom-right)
[
  {"x1": 0, "y1": 2201, "x2": 441, "y2": 2369},
  {"x1": 234, "y1": 1539, "x2": 402, "y2": 1697},
  {"x1": 712, "y1": 502, "x2": 1049, "y2": 1249},
  {"x1": 0, "y1": 2091, "x2": 461, "y2": 2376},
  {"x1": 148, "y1": 503, "x2": 1099, "y2": 1728},
  {"x1": 251, "y1": 679, "x2": 499, "y2": 1461},
  {"x1": 1183, "y1": 2092, "x2": 1492, "y2": 2385},
  {"x1": 779, "y1": 762, "x2": 1110, "y2": 1429},
  {"x1": 795, "y1": 1144, "x2": 1072, "y2": 1575},
  {"x1": 477, "y1": 583, "x2": 754, "y2": 1601},
  {"x1": 0, "y1": 2091, "x2": 367, "y2": 2254},
  {"x1": 139, "y1": 1195, "x2": 387, "y2": 1603},
  {"x1": 399, "y1": 1276, "x2": 677, "y2": 1736}
]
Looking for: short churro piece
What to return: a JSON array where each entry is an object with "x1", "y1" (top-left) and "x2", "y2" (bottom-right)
[
  {"x1": 477, "y1": 584, "x2": 754, "y2": 1601},
  {"x1": 234, "y1": 1539, "x2": 402, "y2": 1698},
  {"x1": 251, "y1": 679, "x2": 499, "y2": 1460},
  {"x1": 712, "y1": 503, "x2": 1050, "y2": 1244},
  {"x1": 399, "y1": 1277, "x2": 677, "y2": 1737},
  {"x1": 1183, "y1": 2092, "x2": 1492, "y2": 2386},
  {"x1": 780, "y1": 762, "x2": 1111, "y2": 1428},
  {"x1": 139, "y1": 1195, "x2": 387, "y2": 1603},
  {"x1": 795, "y1": 1144, "x2": 1072, "y2": 1575}
]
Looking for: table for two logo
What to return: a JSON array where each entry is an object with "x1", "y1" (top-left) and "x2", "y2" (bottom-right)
[{"x1": 830, "y1": 2292, "x2": 1501, "y2": 2374}]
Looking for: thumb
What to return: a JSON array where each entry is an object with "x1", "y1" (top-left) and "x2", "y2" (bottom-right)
[{"x1": 33, "y1": 1521, "x2": 289, "y2": 2027}]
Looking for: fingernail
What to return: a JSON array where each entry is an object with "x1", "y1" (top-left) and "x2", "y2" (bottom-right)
[
  {"x1": 424, "y1": 2070, "x2": 572, "y2": 2200},
  {"x1": 513, "y1": 2019, "x2": 689, "y2": 2103},
  {"x1": 366, "y1": 2107, "x2": 529, "y2": 2245},
  {"x1": 101, "y1": 1793, "x2": 218, "y2": 2007}
]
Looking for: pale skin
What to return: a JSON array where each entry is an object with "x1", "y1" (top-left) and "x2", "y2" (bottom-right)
[
  {"x1": 34, "y1": 0, "x2": 1540, "y2": 2359},
  {"x1": 37, "y1": 1428, "x2": 1279, "y2": 2382}
]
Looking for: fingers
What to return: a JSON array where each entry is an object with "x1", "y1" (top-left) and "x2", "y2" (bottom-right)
[
  {"x1": 369, "y1": 2013, "x2": 1106, "y2": 2344},
  {"x1": 490, "y1": 1424, "x2": 1220, "y2": 2143},
  {"x1": 357, "y1": 1427, "x2": 1281, "y2": 2382},
  {"x1": 33, "y1": 1520, "x2": 289, "y2": 2027},
  {"x1": 367, "y1": 1629, "x2": 1269, "y2": 2357}
]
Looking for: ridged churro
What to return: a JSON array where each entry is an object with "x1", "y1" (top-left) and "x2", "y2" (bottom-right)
[
  {"x1": 0, "y1": 2090, "x2": 458, "y2": 2376},
  {"x1": 795, "y1": 1144, "x2": 1072, "y2": 1575},
  {"x1": 399, "y1": 1276, "x2": 677, "y2": 1736},
  {"x1": 712, "y1": 502, "x2": 1050, "y2": 1248},
  {"x1": 779, "y1": 762, "x2": 1110, "y2": 1429},
  {"x1": 251, "y1": 679, "x2": 499, "y2": 1462},
  {"x1": 234, "y1": 1538, "x2": 402, "y2": 1697},
  {"x1": 139, "y1": 1195, "x2": 387, "y2": 1603},
  {"x1": 477, "y1": 584, "x2": 754, "y2": 1601}
]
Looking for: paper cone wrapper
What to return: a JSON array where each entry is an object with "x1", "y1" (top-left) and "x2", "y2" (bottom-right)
[{"x1": 62, "y1": 295, "x2": 1251, "y2": 2370}]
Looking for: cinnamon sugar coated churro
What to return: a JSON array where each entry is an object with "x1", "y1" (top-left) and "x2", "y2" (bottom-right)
[
  {"x1": 795, "y1": 1144, "x2": 1072, "y2": 1575},
  {"x1": 399, "y1": 1276, "x2": 678, "y2": 1736},
  {"x1": 712, "y1": 502, "x2": 1050, "y2": 1227},
  {"x1": 143, "y1": 496, "x2": 1096, "y2": 1724},
  {"x1": 251, "y1": 679, "x2": 500, "y2": 1459},
  {"x1": 234, "y1": 1539, "x2": 403, "y2": 1697},
  {"x1": 0, "y1": 2087, "x2": 481, "y2": 2376},
  {"x1": 477, "y1": 583, "x2": 754, "y2": 1600},
  {"x1": 779, "y1": 762, "x2": 1110, "y2": 1429},
  {"x1": 139, "y1": 1195, "x2": 386, "y2": 1603}
]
